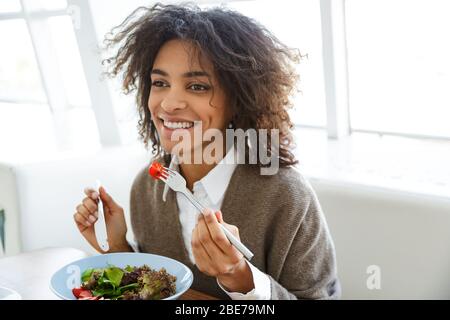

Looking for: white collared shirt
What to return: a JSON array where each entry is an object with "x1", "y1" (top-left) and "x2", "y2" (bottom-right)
[{"x1": 168, "y1": 147, "x2": 271, "y2": 300}]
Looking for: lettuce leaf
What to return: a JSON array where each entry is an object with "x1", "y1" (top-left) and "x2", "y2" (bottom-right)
[
  {"x1": 104, "y1": 267, "x2": 124, "y2": 288},
  {"x1": 81, "y1": 268, "x2": 94, "y2": 283}
]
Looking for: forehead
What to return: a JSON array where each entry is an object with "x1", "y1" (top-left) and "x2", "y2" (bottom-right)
[{"x1": 152, "y1": 39, "x2": 214, "y2": 74}]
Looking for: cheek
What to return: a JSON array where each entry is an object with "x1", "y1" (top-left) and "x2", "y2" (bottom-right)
[
  {"x1": 207, "y1": 107, "x2": 229, "y2": 129},
  {"x1": 206, "y1": 92, "x2": 230, "y2": 129},
  {"x1": 148, "y1": 95, "x2": 160, "y2": 123},
  {"x1": 148, "y1": 94, "x2": 156, "y2": 113}
]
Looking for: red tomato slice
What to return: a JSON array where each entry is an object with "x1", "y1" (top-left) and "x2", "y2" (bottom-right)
[
  {"x1": 78, "y1": 296, "x2": 99, "y2": 300},
  {"x1": 79, "y1": 290, "x2": 93, "y2": 298},
  {"x1": 72, "y1": 287, "x2": 92, "y2": 299}
]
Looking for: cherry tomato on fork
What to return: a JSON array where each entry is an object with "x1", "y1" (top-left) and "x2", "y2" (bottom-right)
[{"x1": 149, "y1": 162, "x2": 164, "y2": 180}]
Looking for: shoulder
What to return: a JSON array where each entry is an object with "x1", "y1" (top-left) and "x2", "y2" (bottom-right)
[
  {"x1": 229, "y1": 165, "x2": 322, "y2": 227},
  {"x1": 240, "y1": 165, "x2": 317, "y2": 205},
  {"x1": 131, "y1": 162, "x2": 151, "y2": 193}
]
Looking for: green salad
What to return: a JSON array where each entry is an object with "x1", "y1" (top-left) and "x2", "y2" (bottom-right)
[{"x1": 72, "y1": 265, "x2": 176, "y2": 300}]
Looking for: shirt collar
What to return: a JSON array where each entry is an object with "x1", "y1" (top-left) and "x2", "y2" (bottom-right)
[
  {"x1": 163, "y1": 146, "x2": 238, "y2": 205},
  {"x1": 194, "y1": 146, "x2": 238, "y2": 205}
]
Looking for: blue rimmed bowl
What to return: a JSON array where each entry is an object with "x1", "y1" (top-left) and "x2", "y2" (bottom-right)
[{"x1": 50, "y1": 252, "x2": 193, "y2": 300}]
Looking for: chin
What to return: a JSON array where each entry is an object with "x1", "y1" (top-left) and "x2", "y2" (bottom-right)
[{"x1": 160, "y1": 140, "x2": 175, "y2": 154}]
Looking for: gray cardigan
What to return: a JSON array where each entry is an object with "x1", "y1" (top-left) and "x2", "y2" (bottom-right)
[{"x1": 130, "y1": 158, "x2": 341, "y2": 299}]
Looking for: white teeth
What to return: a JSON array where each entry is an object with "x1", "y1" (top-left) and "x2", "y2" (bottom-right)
[{"x1": 163, "y1": 120, "x2": 194, "y2": 129}]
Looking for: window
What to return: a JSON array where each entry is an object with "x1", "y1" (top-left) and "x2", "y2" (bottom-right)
[
  {"x1": 346, "y1": 0, "x2": 450, "y2": 138},
  {"x1": 0, "y1": 19, "x2": 46, "y2": 103},
  {"x1": 0, "y1": 0, "x2": 102, "y2": 159},
  {"x1": 24, "y1": 0, "x2": 67, "y2": 11},
  {"x1": 47, "y1": 15, "x2": 91, "y2": 108},
  {"x1": 0, "y1": 0, "x2": 21, "y2": 13},
  {"x1": 203, "y1": 0, "x2": 327, "y2": 127},
  {"x1": 88, "y1": 0, "x2": 150, "y2": 146},
  {"x1": 3, "y1": 0, "x2": 449, "y2": 165}
]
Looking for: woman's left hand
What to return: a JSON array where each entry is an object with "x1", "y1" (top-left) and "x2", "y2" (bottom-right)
[{"x1": 191, "y1": 208, "x2": 254, "y2": 293}]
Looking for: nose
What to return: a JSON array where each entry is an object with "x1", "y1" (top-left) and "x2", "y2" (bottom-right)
[{"x1": 160, "y1": 90, "x2": 187, "y2": 113}]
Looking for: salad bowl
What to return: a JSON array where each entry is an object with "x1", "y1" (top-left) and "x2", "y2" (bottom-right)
[{"x1": 50, "y1": 252, "x2": 193, "y2": 300}]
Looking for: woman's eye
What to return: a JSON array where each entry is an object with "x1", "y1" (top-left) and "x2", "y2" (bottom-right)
[
  {"x1": 151, "y1": 80, "x2": 167, "y2": 87},
  {"x1": 189, "y1": 84, "x2": 210, "y2": 92}
]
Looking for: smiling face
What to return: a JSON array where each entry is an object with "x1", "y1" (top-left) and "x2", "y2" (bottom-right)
[{"x1": 148, "y1": 39, "x2": 232, "y2": 159}]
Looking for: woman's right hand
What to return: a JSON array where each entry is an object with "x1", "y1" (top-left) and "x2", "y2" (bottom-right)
[{"x1": 73, "y1": 186, "x2": 132, "y2": 253}]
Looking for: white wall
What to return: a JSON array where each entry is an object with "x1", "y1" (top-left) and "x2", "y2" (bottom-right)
[
  {"x1": 311, "y1": 178, "x2": 450, "y2": 299},
  {"x1": 0, "y1": 145, "x2": 151, "y2": 256}
]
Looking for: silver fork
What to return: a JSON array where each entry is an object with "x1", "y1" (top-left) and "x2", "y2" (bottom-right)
[
  {"x1": 159, "y1": 167, "x2": 254, "y2": 260},
  {"x1": 95, "y1": 180, "x2": 109, "y2": 252}
]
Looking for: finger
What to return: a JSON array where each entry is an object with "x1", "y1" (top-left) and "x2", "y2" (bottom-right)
[
  {"x1": 84, "y1": 187, "x2": 99, "y2": 200},
  {"x1": 76, "y1": 204, "x2": 97, "y2": 224},
  {"x1": 218, "y1": 222, "x2": 243, "y2": 259},
  {"x1": 74, "y1": 213, "x2": 87, "y2": 231},
  {"x1": 194, "y1": 221, "x2": 214, "y2": 260},
  {"x1": 82, "y1": 197, "x2": 98, "y2": 215},
  {"x1": 99, "y1": 186, "x2": 120, "y2": 213},
  {"x1": 73, "y1": 212, "x2": 92, "y2": 229},
  {"x1": 215, "y1": 210, "x2": 223, "y2": 223},
  {"x1": 200, "y1": 213, "x2": 242, "y2": 269},
  {"x1": 202, "y1": 208, "x2": 233, "y2": 254},
  {"x1": 73, "y1": 214, "x2": 103, "y2": 253},
  {"x1": 192, "y1": 225, "x2": 214, "y2": 276},
  {"x1": 222, "y1": 222, "x2": 240, "y2": 238},
  {"x1": 197, "y1": 214, "x2": 226, "y2": 261},
  {"x1": 76, "y1": 204, "x2": 91, "y2": 220}
]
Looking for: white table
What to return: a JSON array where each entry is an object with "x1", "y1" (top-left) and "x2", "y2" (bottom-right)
[
  {"x1": 0, "y1": 247, "x2": 88, "y2": 299},
  {"x1": 0, "y1": 247, "x2": 218, "y2": 300}
]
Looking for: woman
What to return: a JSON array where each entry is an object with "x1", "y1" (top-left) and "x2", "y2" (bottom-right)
[{"x1": 73, "y1": 3, "x2": 340, "y2": 300}]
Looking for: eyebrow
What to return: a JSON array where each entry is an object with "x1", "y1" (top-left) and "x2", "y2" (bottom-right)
[{"x1": 151, "y1": 68, "x2": 210, "y2": 78}]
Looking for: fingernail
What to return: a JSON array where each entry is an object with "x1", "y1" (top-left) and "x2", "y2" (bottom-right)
[
  {"x1": 94, "y1": 211, "x2": 98, "y2": 218},
  {"x1": 85, "y1": 220, "x2": 92, "y2": 226},
  {"x1": 88, "y1": 215, "x2": 96, "y2": 223},
  {"x1": 92, "y1": 192, "x2": 99, "y2": 199}
]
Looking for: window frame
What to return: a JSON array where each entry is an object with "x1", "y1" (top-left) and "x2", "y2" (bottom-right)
[
  {"x1": 0, "y1": 0, "x2": 121, "y2": 147},
  {"x1": 3, "y1": 0, "x2": 447, "y2": 148}
]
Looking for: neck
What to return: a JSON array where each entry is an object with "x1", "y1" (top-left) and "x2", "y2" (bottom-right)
[
  {"x1": 179, "y1": 162, "x2": 216, "y2": 191},
  {"x1": 178, "y1": 142, "x2": 230, "y2": 191}
]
